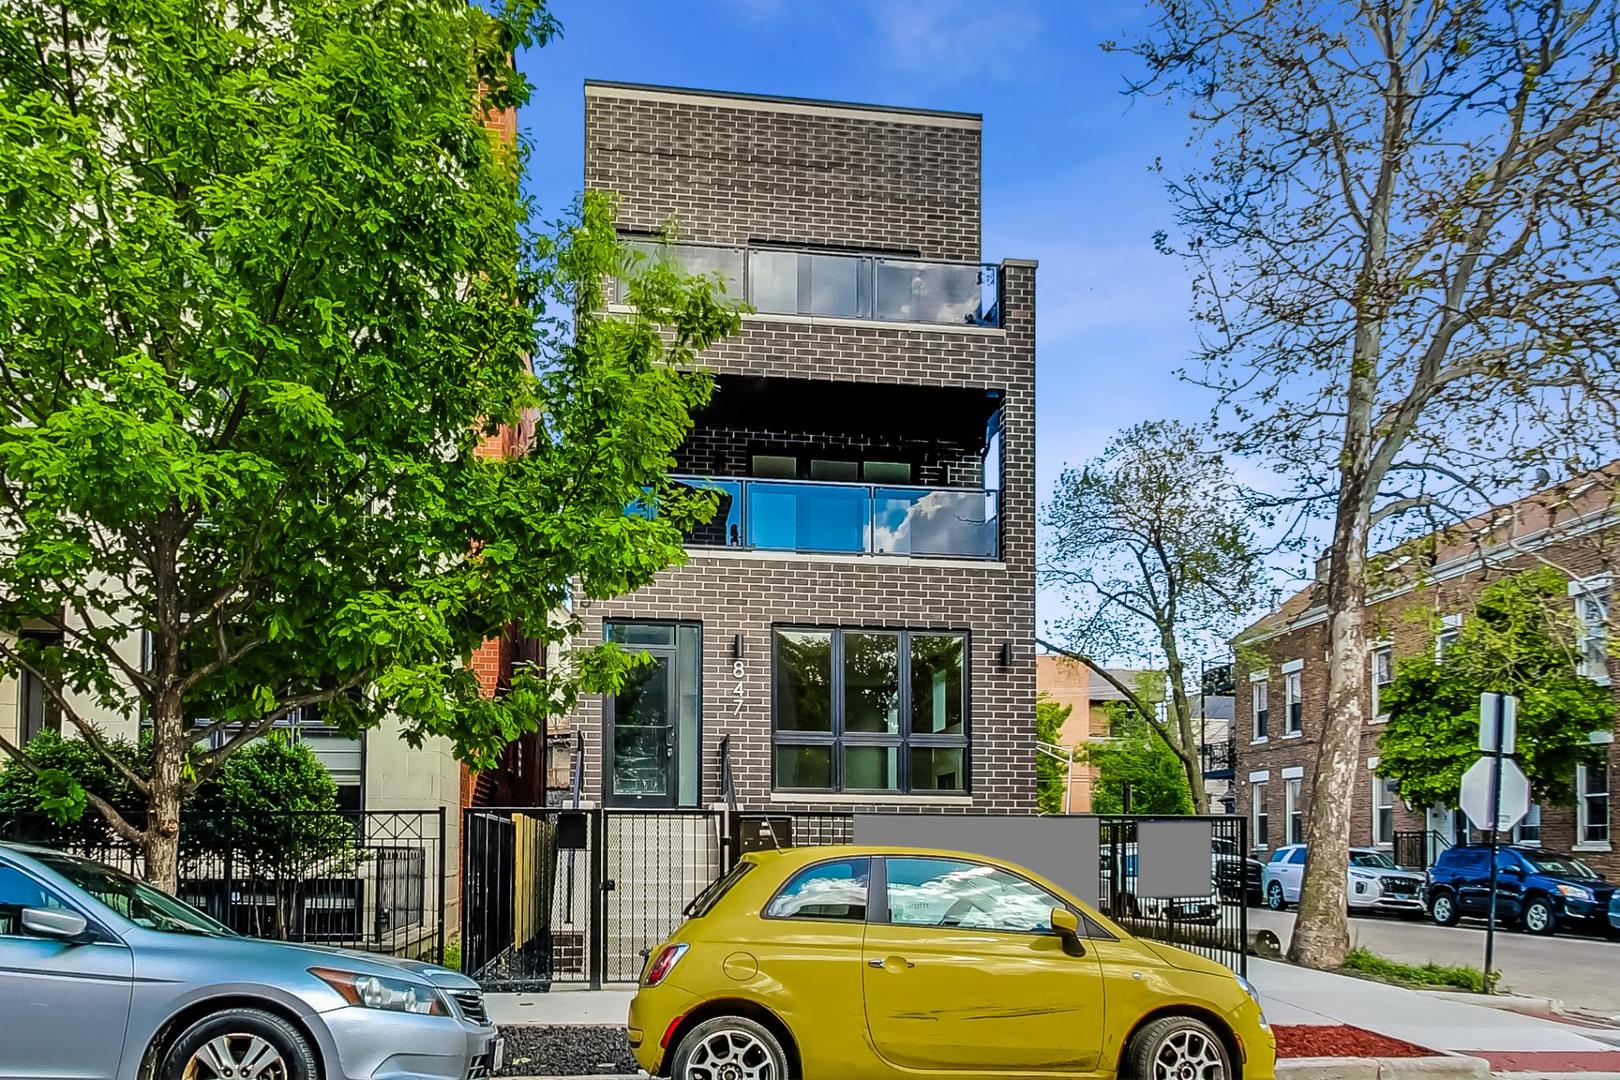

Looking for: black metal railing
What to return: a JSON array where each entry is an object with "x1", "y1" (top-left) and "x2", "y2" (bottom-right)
[
  {"x1": 613, "y1": 240, "x2": 1003, "y2": 328},
  {"x1": 1200, "y1": 740, "x2": 1236, "y2": 779},
  {"x1": 3, "y1": 810, "x2": 446, "y2": 961},
  {"x1": 1393, "y1": 829, "x2": 1449, "y2": 870}
]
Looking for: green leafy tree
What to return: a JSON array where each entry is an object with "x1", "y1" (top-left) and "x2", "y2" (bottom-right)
[
  {"x1": 1080, "y1": 702, "x2": 1194, "y2": 816},
  {"x1": 1042, "y1": 420, "x2": 1266, "y2": 812},
  {"x1": 1035, "y1": 696, "x2": 1072, "y2": 814},
  {"x1": 1377, "y1": 567, "x2": 1612, "y2": 812},
  {"x1": 0, "y1": 0, "x2": 741, "y2": 889},
  {"x1": 0, "y1": 729, "x2": 144, "y2": 847}
]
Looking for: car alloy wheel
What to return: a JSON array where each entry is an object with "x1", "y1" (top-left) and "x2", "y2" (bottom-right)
[
  {"x1": 182, "y1": 1035, "x2": 289, "y2": 1080},
  {"x1": 1523, "y1": 898, "x2": 1556, "y2": 935},
  {"x1": 1431, "y1": 894, "x2": 1458, "y2": 926},
  {"x1": 1267, "y1": 882, "x2": 1286, "y2": 911},
  {"x1": 1127, "y1": 1015, "x2": 1231, "y2": 1080},
  {"x1": 674, "y1": 1017, "x2": 786, "y2": 1080}
]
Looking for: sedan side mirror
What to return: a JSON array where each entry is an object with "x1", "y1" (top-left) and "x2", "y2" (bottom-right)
[{"x1": 22, "y1": 907, "x2": 89, "y2": 942}]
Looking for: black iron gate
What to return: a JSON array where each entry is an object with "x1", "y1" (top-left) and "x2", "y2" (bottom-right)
[
  {"x1": 1098, "y1": 815, "x2": 1249, "y2": 975},
  {"x1": 461, "y1": 807, "x2": 725, "y2": 990}
]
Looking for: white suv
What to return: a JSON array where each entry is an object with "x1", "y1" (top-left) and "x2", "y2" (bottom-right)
[{"x1": 1263, "y1": 844, "x2": 1426, "y2": 917}]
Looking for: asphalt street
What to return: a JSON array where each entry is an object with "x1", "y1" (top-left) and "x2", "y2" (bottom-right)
[{"x1": 1248, "y1": 905, "x2": 1620, "y2": 1020}]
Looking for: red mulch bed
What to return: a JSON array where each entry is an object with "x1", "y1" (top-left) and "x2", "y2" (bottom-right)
[{"x1": 1274, "y1": 1024, "x2": 1435, "y2": 1059}]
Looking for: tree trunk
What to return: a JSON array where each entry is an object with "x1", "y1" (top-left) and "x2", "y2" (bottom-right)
[
  {"x1": 1287, "y1": 491, "x2": 1372, "y2": 968},
  {"x1": 144, "y1": 687, "x2": 185, "y2": 893}
]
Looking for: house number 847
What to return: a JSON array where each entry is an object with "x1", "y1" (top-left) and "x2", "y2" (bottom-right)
[{"x1": 732, "y1": 659, "x2": 745, "y2": 716}]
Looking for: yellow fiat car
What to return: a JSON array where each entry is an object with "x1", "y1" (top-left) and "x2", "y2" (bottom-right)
[{"x1": 629, "y1": 846, "x2": 1274, "y2": 1080}]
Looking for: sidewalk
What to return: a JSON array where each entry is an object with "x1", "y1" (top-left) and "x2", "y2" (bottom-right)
[{"x1": 1251, "y1": 958, "x2": 1620, "y2": 1075}]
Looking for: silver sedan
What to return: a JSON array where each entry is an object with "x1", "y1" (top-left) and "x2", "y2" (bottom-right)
[{"x1": 0, "y1": 842, "x2": 501, "y2": 1080}]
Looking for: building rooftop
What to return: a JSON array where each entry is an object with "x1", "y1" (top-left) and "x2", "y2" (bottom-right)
[{"x1": 584, "y1": 79, "x2": 982, "y2": 126}]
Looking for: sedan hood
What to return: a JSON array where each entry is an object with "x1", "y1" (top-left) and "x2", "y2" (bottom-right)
[
  {"x1": 153, "y1": 933, "x2": 479, "y2": 990},
  {"x1": 274, "y1": 942, "x2": 478, "y2": 988}
]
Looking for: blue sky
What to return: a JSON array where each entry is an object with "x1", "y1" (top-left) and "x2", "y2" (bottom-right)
[{"x1": 515, "y1": 0, "x2": 1218, "y2": 633}]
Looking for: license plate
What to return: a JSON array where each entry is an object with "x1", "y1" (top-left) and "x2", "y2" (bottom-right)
[{"x1": 491, "y1": 1037, "x2": 504, "y2": 1074}]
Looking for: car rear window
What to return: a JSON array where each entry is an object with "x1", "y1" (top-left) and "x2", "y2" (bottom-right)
[{"x1": 685, "y1": 860, "x2": 754, "y2": 918}]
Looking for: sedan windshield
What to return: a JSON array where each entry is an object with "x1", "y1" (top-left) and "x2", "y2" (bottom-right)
[
  {"x1": 32, "y1": 852, "x2": 234, "y2": 935},
  {"x1": 1350, "y1": 851, "x2": 1397, "y2": 870},
  {"x1": 1522, "y1": 851, "x2": 1600, "y2": 879}
]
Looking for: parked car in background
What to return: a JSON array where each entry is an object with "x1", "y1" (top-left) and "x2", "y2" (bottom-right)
[
  {"x1": 1609, "y1": 890, "x2": 1620, "y2": 936},
  {"x1": 1212, "y1": 836, "x2": 1265, "y2": 905},
  {"x1": 1426, "y1": 844, "x2": 1613, "y2": 935},
  {"x1": 1263, "y1": 845, "x2": 1425, "y2": 918},
  {"x1": 1100, "y1": 846, "x2": 1223, "y2": 924},
  {"x1": 630, "y1": 845, "x2": 1275, "y2": 1080},
  {"x1": 0, "y1": 843, "x2": 500, "y2": 1080}
]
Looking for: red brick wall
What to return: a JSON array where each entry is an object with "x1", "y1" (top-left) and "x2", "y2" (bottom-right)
[{"x1": 1236, "y1": 527, "x2": 1618, "y2": 874}]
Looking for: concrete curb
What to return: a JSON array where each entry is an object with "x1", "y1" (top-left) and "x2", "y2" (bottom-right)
[
  {"x1": 1276, "y1": 1054, "x2": 1489, "y2": 1079},
  {"x1": 1418, "y1": 988, "x2": 1567, "y2": 1014}
]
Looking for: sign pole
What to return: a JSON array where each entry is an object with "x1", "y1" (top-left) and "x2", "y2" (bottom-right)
[{"x1": 1483, "y1": 692, "x2": 1507, "y2": 993}]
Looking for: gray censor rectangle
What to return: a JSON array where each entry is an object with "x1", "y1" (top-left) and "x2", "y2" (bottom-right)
[
  {"x1": 1135, "y1": 819, "x2": 1214, "y2": 899},
  {"x1": 853, "y1": 813, "x2": 1099, "y2": 907}
]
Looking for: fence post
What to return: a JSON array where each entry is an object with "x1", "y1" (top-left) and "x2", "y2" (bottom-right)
[
  {"x1": 589, "y1": 808, "x2": 605, "y2": 991},
  {"x1": 436, "y1": 808, "x2": 447, "y2": 966}
]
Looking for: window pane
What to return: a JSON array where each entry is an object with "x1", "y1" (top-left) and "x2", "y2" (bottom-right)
[
  {"x1": 809, "y1": 459, "x2": 859, "y2": 482},
  {"x1": 749, "y1": 250, "x2": 799, "y2": 313},
  {"x1": 843, "y1": 745, "x2": 900, "y2": 791},
  {"x1": 774, "y1": 744, "x2": 833, "y2": 790},
  {"x1": 765, "y1": 857, "x2": 868, "y2": 920},
  {"x1": 607, "y1": 622, "x2": 675, "y2": 647},
  {"x1": 863, "y1": 461, "x2": 913, "y2": 484},
  {"x1": 844, "y1": 633, "x2": 900, "y2": 733},
  {"x1": 751, "y1": 454, "x2": 797, "y2": 479},
  {"x1": 910, "y1": 747, "x2": 965, "y2": 792},
  {"x1": 886, "y1": 857, "x2": 1059, "y2": 933},
  {"x1": 910, "y1": 635, "x2": 965, "y2": 735},
  {"x1": 775, "y1": 630, "x2": 833, "y2": 732}
]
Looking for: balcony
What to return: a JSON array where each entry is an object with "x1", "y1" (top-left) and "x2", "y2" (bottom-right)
[
  {"x1": 675, "y1": 476, "x2": 998, "y2": 560},
  {"x1": 614, "y1": 241, "x2": 1002, "y2": 328},
  {"x1": 1200, "y1": 740, "x2": 1235, "y2": 780}
]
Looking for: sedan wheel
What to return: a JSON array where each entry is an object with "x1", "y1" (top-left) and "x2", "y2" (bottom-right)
[
  {"x1": 672, "y1": 1016, "x2": 787, "y2": 1080},
  {"x1": 162, "y1": 1009, "x2": 314, "y2": 1080},
  {"x1": 1267, "y1": 882, "x2": 1287, "y2": 911},
  {"x1": 1431, "y1": 893, "x2": 1460, "y2": 927},
  {"x1": 1126, "y1": 1015, "x2": 1231, "y2": 1080}
]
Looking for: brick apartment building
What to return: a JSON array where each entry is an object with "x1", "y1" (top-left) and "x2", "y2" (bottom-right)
[
  {"x1": 1234, "y1": 472, "x2": 1619, "y2": 874},
  {"x1": 500, "y1": 81, "x2": 1039, "y2": 814}
]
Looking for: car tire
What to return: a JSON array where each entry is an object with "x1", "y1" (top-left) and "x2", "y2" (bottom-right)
[
  {"x1": 1431, "y1": 891, "x2": 1461, "y2": 927},
  {"x1": 1266, "y1": 881, "x2": 1288, "y2": 911},
  {"x1": 1521, "y1": 896, "x2": 1558, "y2": 936},
  {"x1": 670, "y1": 1016, "x2": 789, "y2": 1080},
  {"x1": 160, "y1": 1008, "x2": 317, "y2": 1080},
  {"x1": 1124, "y1": 1015, "x2": 1233, "y2": 1080}
]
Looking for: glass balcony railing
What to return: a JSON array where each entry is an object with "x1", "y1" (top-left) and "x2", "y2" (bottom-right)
[
  {"x1": 613, "y1": 242, "x2": 1001, "y2": 328},
  {"x1": 673, "y1": 476, "x2": 998, "y2": 559}
]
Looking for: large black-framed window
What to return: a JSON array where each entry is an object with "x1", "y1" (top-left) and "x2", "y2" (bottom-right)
[{"x1": 772, "y1": 627, "x2": 969, "y2": 794}]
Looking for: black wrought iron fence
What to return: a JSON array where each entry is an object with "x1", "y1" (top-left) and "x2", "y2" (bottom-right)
[
  {"x1": 1097, "y1": 815, "x2": 1249, "y2": 975},
  {"x1": 2, "y1": 810, "x2": 446, "y2": 961}
]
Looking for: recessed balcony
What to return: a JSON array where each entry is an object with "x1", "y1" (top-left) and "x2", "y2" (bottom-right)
[
  {"x1": 614, "y1": 240, "x2": 1002, "y2": 328},
  {"x1": 675, "y1": 476, "x2": 998, "y2": 560}
]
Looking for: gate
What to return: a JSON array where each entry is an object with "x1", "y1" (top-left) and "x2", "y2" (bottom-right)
[{"x1": 461, "y1": 808, "x2": 725, "y2": 990}]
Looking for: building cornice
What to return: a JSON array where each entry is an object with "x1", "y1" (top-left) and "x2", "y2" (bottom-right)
[{"x1": 584, "y1": 80, "x2": 982, "y2": 130}]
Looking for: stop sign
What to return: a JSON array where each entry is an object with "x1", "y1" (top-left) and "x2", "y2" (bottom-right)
[{"x1": 1460, "y1": 756, "x2": 1532, "y2": 833}]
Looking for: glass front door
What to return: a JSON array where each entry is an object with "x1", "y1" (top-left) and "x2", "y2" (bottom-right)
[{"x1": 604, "y1": 622, "x2": 702, "y2": 808}]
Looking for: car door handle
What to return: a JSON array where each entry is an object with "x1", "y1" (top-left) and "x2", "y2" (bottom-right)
[{"x1": 869, "y1": 956, "x2": 914, "y2": 970}]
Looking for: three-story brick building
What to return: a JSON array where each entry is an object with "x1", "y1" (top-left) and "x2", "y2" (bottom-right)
[
  {"x1": 1234, "y1": 471, "x2": 1618, "y2": 875},
  {"x1": 534, "y1": 81, "x2": 1039, "y2": 815}
]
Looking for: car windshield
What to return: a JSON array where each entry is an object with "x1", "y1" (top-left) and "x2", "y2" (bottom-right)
[
  {"x1": 1522, "y1": 851, "x2": 1601, "y2": 879},
  {"x1": 1350, "y1": 851, "x2": 1397, "y2": 869},
  {"x1": 31, "y1": 852, "x2": 234, "y2": 936}
]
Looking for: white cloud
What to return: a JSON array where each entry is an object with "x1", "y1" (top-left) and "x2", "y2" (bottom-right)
[{"x1": 868, "y1": 0, "x2": 1044, "y2": 81}]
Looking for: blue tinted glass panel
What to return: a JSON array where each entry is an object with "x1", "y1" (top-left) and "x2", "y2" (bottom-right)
[{"x1": 748, "y1": 481, "x2": 867, "y2": 553}]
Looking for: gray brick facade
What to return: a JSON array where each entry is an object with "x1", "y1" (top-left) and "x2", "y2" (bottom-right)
[{"x1": 562, "y1": 82, "x2": 1037, "y2": 814}]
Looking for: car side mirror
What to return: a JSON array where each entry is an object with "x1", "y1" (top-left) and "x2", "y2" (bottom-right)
[
  {"x1": 21, "y1": 907, "x2": 89, "y2": 942},
  {"x1": 1050, "y1": 907, "x2": 1084, "y2": 954}
]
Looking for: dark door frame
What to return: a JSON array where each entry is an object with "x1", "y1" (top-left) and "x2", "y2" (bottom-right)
[{"x1": 602, "y1": 621, "x2": 702, "y2": 808}]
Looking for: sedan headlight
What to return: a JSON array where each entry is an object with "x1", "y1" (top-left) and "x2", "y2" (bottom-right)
[
  {"x1": 1556, "y1": 883, "x2": 1595, "y2": 902},
  {"x1": 311, "y1": 968, "x2": 447, "y2": 1015}
]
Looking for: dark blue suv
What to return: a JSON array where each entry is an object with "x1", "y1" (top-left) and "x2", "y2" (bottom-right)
[{"x1": 1427, "y1": 844, "x2": 1613, "y2": 935}]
